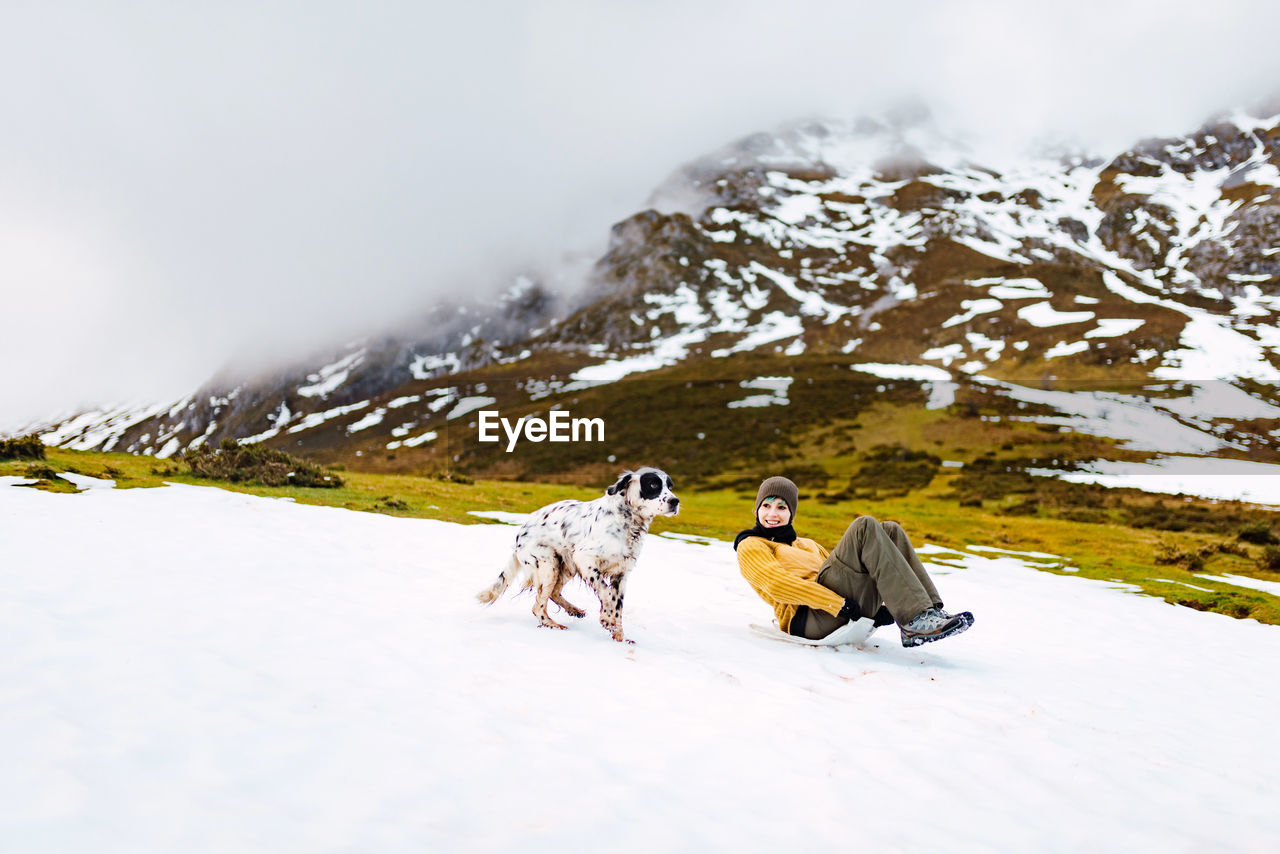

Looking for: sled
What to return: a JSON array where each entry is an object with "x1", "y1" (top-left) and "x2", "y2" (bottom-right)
[{"x1": 748, "y1": 617, "x2": 877, "y2": 648}]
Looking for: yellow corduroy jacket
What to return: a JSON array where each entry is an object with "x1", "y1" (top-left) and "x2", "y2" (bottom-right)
[{"x1": 736, "y1": 536, "x2": 846, "y2": 633}]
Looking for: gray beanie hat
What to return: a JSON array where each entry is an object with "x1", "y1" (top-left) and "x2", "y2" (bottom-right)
[{"x1": 755, "y1": 476, "x2": 799, "y2": 521}]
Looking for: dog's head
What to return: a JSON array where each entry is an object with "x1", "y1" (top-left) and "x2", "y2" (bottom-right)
[{"x1": 606, "y1": 467, "x2": 680, "y2": 518}]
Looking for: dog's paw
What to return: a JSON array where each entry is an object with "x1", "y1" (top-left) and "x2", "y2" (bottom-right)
[{"x1": 537, "y1": 618, "x2": 568, "y2": 630}]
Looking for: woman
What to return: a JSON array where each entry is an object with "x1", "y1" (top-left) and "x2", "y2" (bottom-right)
[{"x1": 734, "y1": 476, "x2": 973, "y2": 647}]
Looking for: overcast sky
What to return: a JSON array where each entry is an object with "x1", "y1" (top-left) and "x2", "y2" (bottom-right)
[{"x1": 3, "y1": 0, "x2": 1279, "y2": 429}]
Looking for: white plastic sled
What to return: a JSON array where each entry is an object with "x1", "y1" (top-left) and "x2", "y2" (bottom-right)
[{"x1": 748, "y1": 617, "x2": 877, "y2": 648}]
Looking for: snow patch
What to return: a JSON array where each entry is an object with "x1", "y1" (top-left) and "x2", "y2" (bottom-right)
[
  {"x1": 711, "y1": 312, "x2": 804, "y2": 358},
  {"x1": 1044, "y1": 340, "x2": 1090, "y2": 359},
  {"x1": 410, "y1": 352, "x2": 461, "y2": 380},
  {"x1": 850, "y1": 363, "x2": 952, "y2": 382},
  {"x1": 347, "y1": 408, "x2": 387, "y2": 434},
  {"x1": 968, "y1": 277, "x2": 1051, "y2": 299},
  {"x1": 1017, "y1": 302, "x2": 1096, "y2": 327},
  {"x1": 298, "y1": 349, "x2": 365, "y2": 398},
  {"x1": 980, "y1": 378, "x2": 1234, "y2": 454},
  {"x1": 58, "y1": 472, "x2": 116, "y2": 491},
  {"x1": 287, "y1": 401, "x2": 370, "y2": 435},
  {"x1": 1194, "y1": 573, "x2": 1280, "y2": 597},
  {"x1": 1032, "y1": 456, "x2": 1280, "y2": 506},
  {"x1": 942, "y1": 298, "x2": 1003, "y2": 328},
  {"x1": 447, "y1": 397, "x2": 497, "y2": 421},
  {"x1": 386, "y1": 430, "x2": 438, "y2": 450},
  {"x1": 1085, "y1": 318, "x2": 1145, "y2": 338},
  {"x1": 1153, "y1": 311, "x2": 1280, "y2": 383},
  {"x1": 727, "y1": 376, "x2": 793, "y2": 409}
]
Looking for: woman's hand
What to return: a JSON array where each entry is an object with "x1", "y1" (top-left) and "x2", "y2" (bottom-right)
[{"x1": 837, "y1": 598, "x2": 862, "y2": 623}]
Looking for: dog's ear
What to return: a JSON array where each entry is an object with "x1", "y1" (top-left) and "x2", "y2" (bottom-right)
[{"x1": 606, "y1": 472, "x2": 633, "y2": 496}]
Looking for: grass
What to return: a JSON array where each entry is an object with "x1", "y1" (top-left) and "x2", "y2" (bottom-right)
[
  {"x1": 5, "y1": 444, "x2": 1280, "y2": 626},
  {"x1": 0, "y1": 445, "x2": 594, "y2": 523}
]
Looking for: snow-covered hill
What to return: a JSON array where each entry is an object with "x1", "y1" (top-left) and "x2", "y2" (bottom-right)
[
  {"x1": 3, "y1": 479, "x2": 1279, "y2": 851},
  {"x1": 23, "y1": 106, "x2": 1280, "y2": 475}
]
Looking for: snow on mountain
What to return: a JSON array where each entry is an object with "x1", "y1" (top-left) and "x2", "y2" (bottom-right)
[
  {"x1": 1034, "y1": 455, "x2": 1280, "y2": 506},
  {"x1": 21, "y1": 107, "x2": 1280, "y2": 476},
  {"x1": 3, "y1": 479, "x2": 1280, "y2": 851}
]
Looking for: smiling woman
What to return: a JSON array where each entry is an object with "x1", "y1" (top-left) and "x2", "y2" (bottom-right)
[{"x1": 733, "y1": 475, "x2": 974, "y2": 648}]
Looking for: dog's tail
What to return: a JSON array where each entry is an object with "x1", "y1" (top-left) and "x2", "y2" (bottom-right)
[{"x1": 477, "y1": 553, "x2": 523, "y2": 605}]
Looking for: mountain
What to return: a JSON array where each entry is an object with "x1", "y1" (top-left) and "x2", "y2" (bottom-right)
[{"x1": 30, "y1": 105, "x2": 1280, "y2": 485}]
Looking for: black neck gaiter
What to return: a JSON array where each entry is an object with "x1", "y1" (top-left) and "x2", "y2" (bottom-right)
[{"x1": 733, "y1": 522, "x2": 798, "y2": 550}]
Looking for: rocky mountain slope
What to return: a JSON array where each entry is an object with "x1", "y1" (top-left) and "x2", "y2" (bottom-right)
[{"x1": 31, "y1": 106, "x2": 1280, "y2": 483}]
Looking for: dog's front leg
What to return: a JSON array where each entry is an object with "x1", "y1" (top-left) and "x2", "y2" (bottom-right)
[
  {"x1": 577, "y1": 559, "x2": 631, "y2": 643},
  {"x1": 597, "y1": 571, "x2": 631, "y2": 644}
]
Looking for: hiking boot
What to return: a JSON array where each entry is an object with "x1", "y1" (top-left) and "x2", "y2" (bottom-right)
[
  {"x1": 900, "y1": 607, "x2": 972, "y2": 648},
  {"x1": 934, "y1": 604, "x2": 975, "y2": 628}
]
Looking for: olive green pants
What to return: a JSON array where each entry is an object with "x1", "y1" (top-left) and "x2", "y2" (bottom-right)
[{"x1": 797, "y1": 516, "x2": 942, "y2": 640}]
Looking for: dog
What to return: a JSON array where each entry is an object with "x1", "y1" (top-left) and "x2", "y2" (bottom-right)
[{"x1": 476, "y1": 468, "x2": 679, "y2": 643}]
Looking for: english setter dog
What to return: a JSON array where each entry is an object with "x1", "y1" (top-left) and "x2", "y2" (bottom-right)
[{"x1": 477, "y1": 468, "x2": 679, "y2": 643}]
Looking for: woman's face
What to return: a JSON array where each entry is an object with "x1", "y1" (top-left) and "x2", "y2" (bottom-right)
[{"x1": 757, "y1": 497, "x2": 792, "y2": 528}]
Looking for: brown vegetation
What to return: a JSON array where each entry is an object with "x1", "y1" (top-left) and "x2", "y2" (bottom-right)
[
  {"x1": 0, "y1": 434, "x2": 46, "y2": 460},
  {"x1": 182, "y1": 439, "x2": 344, "y2": 488}
]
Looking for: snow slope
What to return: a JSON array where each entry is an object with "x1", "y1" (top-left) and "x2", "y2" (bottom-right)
[{"x1": 2, "y1": 482, "x2": 1278, "y2": 853}]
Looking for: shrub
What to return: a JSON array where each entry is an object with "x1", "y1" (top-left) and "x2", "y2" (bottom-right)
[
  {"x1": 846, "y1": 444, "x2": 941, "y2": 498},
  {"x1": 377, "y1": 497, "x2": 410, "y2": 511},
  {"x1": 1155, "y1": 545, "x2": 1205, "y2": 572},
  {"x1": 1214, "y1": 541, "x2": 1249, "y2": 558},
  {"x1": 1124, "y1": 501, "x2": 1237, "y2": 534},
  {"x1": 1260, "y1": 547, "x2": 1280, "y2": 572},
  {"x1": 998, "y1": 496, "x2": 1042, "y2": 517},
  {"x1": 182, "y1": 439, "x2": 343, "y2": 488},
  {"x1": 779, "y1": 463, "x2": 830, "y2": 489},
  {"x1": 1059, "y1": 507, "x2": 1109, "y2": 524},
  {"x1": 947, "y1": 456, "x2": 1040, "y2": 502},
  {"x1": 0, "y1": 434, "x2": 46, "y2": 460},
  {"x1": 1238, "y1": 522, "x2": 1279, "y2": 546},
  {"x1": 1177, "y1": 595, "x2": 1253, "y2": 619}
]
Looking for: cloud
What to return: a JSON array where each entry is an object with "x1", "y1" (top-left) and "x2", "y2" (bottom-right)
[{"x1": 3, "y1": 0, "x2": 1279, "y2": 429}]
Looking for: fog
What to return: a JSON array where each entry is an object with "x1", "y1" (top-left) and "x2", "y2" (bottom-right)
[{"x1": 3, "y1": 0, "x2": 1279, "y2": 429}]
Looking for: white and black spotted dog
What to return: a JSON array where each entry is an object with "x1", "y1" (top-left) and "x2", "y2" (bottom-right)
[{"x1": 476, "y1": 468, "x2": 679, "y2": 643}]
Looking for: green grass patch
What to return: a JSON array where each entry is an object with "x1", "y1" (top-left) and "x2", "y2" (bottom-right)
[{"x1": 6, "y1": 446, "x2": 1280, "y2": 626}]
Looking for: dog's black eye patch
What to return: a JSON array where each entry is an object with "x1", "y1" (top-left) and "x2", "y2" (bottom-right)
[
  {"x1": 665, "y1": 476, "x2": 674, "y2": 491},
  {"x1": 639, "y1": 471, "x2": 663, "y2": 499}
]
